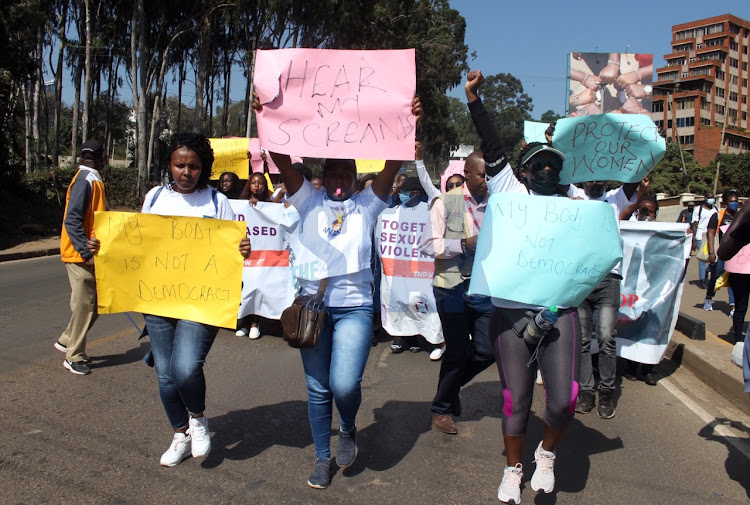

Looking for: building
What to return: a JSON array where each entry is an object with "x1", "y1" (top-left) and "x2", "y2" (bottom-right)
[{"x1": 652, "y1": 14, "x2": 750, "y2": 166}]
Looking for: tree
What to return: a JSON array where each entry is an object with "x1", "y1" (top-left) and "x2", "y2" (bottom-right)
[
  {"x1": 711, "y1": 152, "x2": 750, "y2": 196},
  {"x1": 539, "y1": 110, "x2": 563, "y2": 123},
  {"x1": 479, "y1": 72, "x2": 533, "y2": 154},
  {"x1": 648, "y1": 142, "x2": 713, "y2": 196},
  {"x1": 447, "y1": 96, "x2": 479, "y2": 148}
]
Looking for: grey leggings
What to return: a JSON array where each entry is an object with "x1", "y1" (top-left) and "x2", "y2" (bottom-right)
[{"x1": 491, "y1": 308, "x2": 581, "y2": 437}]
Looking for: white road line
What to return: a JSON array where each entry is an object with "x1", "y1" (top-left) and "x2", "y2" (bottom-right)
[{"x1": 661, "y1": 377, "x2": 750, "y2": 460}]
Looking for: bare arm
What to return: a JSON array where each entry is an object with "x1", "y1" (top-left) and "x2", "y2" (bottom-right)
[{"x1": 718, "y1": 204, "x2": 750, "y2": 260}]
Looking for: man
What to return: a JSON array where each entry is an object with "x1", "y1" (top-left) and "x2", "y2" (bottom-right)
[
  {"x1": 692, "y1": 192, "x2": 718, "y2": 289},
  {"x1": 420, "y1": 151, "x2": 494, "y2": 435},
  {"x1": 703, "y1": 191, "x2": 740, "y2": 314},
  {"x1": 568, "y1": 179, "x2": 642, "y2": 419},
  {"x1": 677, "y1": 201, "x2": 695, "y2": 224},
  {"x1": 55, "y1": 140, "x2": 108, "y2": 375}
]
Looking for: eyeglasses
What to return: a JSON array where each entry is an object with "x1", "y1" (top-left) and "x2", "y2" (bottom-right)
[
  {"x1": 638, "y1": 206, "x2": 656, "y2": 216},
  {"x1": 446, "y1": 181, "x2": 463, "y2": 190},
  {"x1": 528, "y1": 156, "x2": 563, "y2": 172}
]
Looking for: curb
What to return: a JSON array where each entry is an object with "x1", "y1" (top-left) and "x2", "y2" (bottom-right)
[
  {"x1": 675, "y1": 312, "x2": 706, "y2": 341},
  {"x1": 0, "y1": 248, "x2": 60, "y2": 263},
  {"x1": 665, "y1": 331, "x2": 748, "y2": 415}
]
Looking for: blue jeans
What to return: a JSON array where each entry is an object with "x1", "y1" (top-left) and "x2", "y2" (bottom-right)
[
  {"x1": 578, "y1": 274, "x2": 620, "y2": 392},
  {"x1": 707, "y1": 259, "x2": 735, "y2": 305},
  {"x1": 699, "y1": 259, "x2": 708, "y2": 282},
  {"x1": 300, "y1": 305, "x2": 373, "y2": 459},
  {"x1": 144, "y1": 315, "x2": 219, "y2": 429}
]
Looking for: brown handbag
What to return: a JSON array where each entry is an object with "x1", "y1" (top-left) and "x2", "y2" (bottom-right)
[{"x1": 281, "y1": 279, "x2": 329, "y2": 348}]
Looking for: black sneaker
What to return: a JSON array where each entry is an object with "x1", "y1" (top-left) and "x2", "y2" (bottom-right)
[
  {"x1": 63, "y1": 359, "x2": 91, "y2": 375},
  {"x1": 390, "y1": 337, "x2": 406, "y2": 354},
  {"x1": 597, "y1": 389, "x2": 615, "y2": 419},
  {"x1": 336, "y1": 427, "x2": 357, "y2": 468},
  {"x1": 575, "y1": 390, "x2": 596, "y2": 414},
  {"x1": 307, "y1": 457, "x2": 332, "y2": 489}
]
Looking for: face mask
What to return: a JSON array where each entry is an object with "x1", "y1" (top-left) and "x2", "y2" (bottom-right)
[
  {"x1": 585, "y1": 182, "x2": 605, "y2": 199},
  {"x1": 398, "y1": 192, "x2": 411, "y2": 205},
  {"x1": 728, "y1": 201, "x2": 740, "y2": 212},
  {"x1": 528, "y1": 167, "x2": 561, "y2": 195},
  {"x1": 706, "y1": 198, "x2": 716, "y2": 205}
]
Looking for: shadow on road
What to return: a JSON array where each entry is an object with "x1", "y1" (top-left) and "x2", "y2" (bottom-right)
[
  {"x1": 90, "y1": 341, "x2": 150, "y2": 370},
  {"x1": 698, "y1": 418, "x2": 750, "y2": 500}
]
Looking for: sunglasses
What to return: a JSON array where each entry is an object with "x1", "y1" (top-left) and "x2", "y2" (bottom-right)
[
  {"x1": 638, "y1": 206, "x2": 656, "y2": 215},
  {"x1": 446, "y1": 181, "x2": 464, "y2": 190},
  {"x1": 528, "y1": 155, "x2": 563, "y2": 172}
]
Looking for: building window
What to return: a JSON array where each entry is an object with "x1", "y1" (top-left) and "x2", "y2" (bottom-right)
[
  {"x1": 654, "y1": 120, "x2": 663, "y2": 128},
  {"x1": 701, "y1": 117, "x2": 712, "y2": 125},
  {"x1": 716, "y1": 87, "x2": 725, "y2": 98},
  {"x1": 652, "y1": 101, "x2": 664, "y2": 112},
  {"x1": 730, "y1": 57, "x2": 739, "y2": 68},
  {"x1": 677, "y1": 97, "x2": 695, "y2": 109},
  {"x1": 743, "y1": 78, "x2": 748, "y2": 87},
  {"x1": 716, "y1": 104, "x2": 726, "y2": 115},
  {"x1": 679, "y1": 135, "x2": 695, "y2": 144},
  {"x1": 744, "y1": 62, "x2": 748, "y2": 71},
  {"x1": 676, "y1": 117, "x2": 695, "y2": 127},
  {"x1": 702, "y1": 98, "x2": 711, "y2": 111},
  {"x1": 730, "y1": 74, "x2": 739, "y2": 85},
  {"x1": 716, "y1": 69, "x2": 725, "y2": 79},
  {"x1": 728, "y1": 137, "x2": 741, "y2": 148},
  {"x1": 690, "y1": 68, "x2": 710, "y2": 76},
  {"x1": 661, "y1": 72, "x2": 678, "y2": 81},
  {"x1": 743, "y1": 96, "x2": 747, "y2": 104},
  {"x1": 730, "y1": 91, "x2": 739, "y2": 101},
  {"x1": 667, "y1": 119, "x2": 673, "y2": 128},
  {"x1": 730, "y1": 41, "x2": 739, "y2": 51},
  {"x1": 743, "y1": 112, "x2": 748, "y2": 121}
]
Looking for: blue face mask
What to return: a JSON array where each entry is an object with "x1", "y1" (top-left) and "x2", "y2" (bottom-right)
[
  {"x1": 399, "y1": 192, "x2": 411, "y2": 204},
  {"x1": 728, "y1": 201, "x2": 740, "y2": 212},
  {"x1": 706, "y1": 198, "x2": 716, "y2": 205}
]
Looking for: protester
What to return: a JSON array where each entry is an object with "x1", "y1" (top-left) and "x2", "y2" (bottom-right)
[
  {"x1": 414, "y1": 141, "x2": 441, "y2": 203},
  {"x1": 254, "y1": 92, "x2": 421, "y2": 489},
  {"x1": 677, "y1": 201, "x2": 695, "y2": 224},
  {"x1": 55, "y1": 140, "x2": 109, "y2": 375},
  {"x1": 703, "y1": 191, "x2": 739, "y2": 314},
  {"x1": 717, "y1": 200, "x2": 750, "y2": 394},
  {"x1": 692, "y1": 192, "x2": 719, "y2": 289},
  {"x1": 92, "y1": 133, "x2": 251, "y2": 466},
  {"x1": 463, "y1": 69, "x2": 589, "y2": 503},
  {"x1": 419, "y1": 147, "x2": 495, "y2": 435},
  {"x1": 567, "y1": 178, "x2": 645, "y2": 419},
  {"x1": 310, "y1": 176, "x2": 324, "y2": 190},
  {"x1": 218, "y1": 172, "x2": 242, "y2": 199}
]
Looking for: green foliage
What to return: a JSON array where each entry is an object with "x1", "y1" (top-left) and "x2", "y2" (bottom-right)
[
  {"x1": 539, "y1": 110, "x2": 563, "y2": 123},
  {"x1": 447, "y1": 96, "x2": 479, "y2": 149},
  {"x1": 480, "y1": 73, "x2": 533, "y2": 153},
  {"x1": 648, "y1": 143, "x2": 713, "y2": 196},
  {"x1": 710, "y1": 152, "x2": 750, "y2": 196}
]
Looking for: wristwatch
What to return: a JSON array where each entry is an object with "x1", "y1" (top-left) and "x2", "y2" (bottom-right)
[{"x1": 643, "y1": 85, "x2": 652, "y2": 96}]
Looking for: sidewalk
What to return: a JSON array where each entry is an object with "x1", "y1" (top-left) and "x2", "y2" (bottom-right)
[{"x1": 2, "y1": 238, "x2": 746, "y2": 412}]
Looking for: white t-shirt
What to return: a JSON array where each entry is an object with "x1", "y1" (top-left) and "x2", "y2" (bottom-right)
[
  {"x1": 691, "y1": 204, "x2": 718, "y2": 241},
  {"x1": 142, "y1": 185, "x2": 235, "y2": 220},
  {"x1": 286, "y1": 179, "x2": 389, "y2": 307}
]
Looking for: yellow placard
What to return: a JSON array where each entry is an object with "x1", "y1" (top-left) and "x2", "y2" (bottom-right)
[
  {"x1": 209, "y1": 138, "x2": 250, "y2": 179},
  {"x1": 93, "y1": 211, "x2": 247, "y2": 329},
  {"x1": 356, "y1": 159, "x2": 385, "y2": 173}
]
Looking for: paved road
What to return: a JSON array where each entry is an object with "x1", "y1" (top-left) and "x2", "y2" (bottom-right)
[{"x1": 1, "y1": 257, "x2": 750, "y2": 503}]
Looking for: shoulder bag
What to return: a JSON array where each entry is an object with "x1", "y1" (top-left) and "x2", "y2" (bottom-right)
[{"x1": 281, "y1": 279, "x2": 329, "y2": 348}]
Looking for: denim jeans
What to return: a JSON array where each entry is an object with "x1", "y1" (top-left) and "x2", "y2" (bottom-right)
[
  {"x1": 300, "y1": 305, "x2": 373, "y2": 459},
  {"x1": 144, "y1": 315, "x2": 219, "y2": 429},
  {"x1": 706, "y1": 259, "x2": 735, "y2": 305},
  {"x1": 578, "y1": 274, "x2": 620, "y2": 392},
  {"x1": 431, "y1": 283, "x2": 494, "y2": 415},
  {"x1": 699, "y1": 260, "x2": 708, "y2": 282}
]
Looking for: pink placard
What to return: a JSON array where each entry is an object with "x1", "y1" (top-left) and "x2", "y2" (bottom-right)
[
  {"x1": 725, "y1": 243, "x2": 750, "y2": 274},
  {"x1": 248, "y1": 138, "x2": 264, "y2": 173},
  {"x1": 253, "y1": 48, "x2": 416, "y2": 160},
  {"x1": 440, "y1": 160, "x2": 466, "y2": 192}
]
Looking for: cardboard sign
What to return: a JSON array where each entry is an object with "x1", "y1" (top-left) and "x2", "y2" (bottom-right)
[
  {"x1": 356, "y1": 159, "x2": 385, "y2": 173},
  {"x1": 93, "y1": 211, "x2": 246, "y2": 328},
  {"x1": 552, "y1": 113, "x2": 665, "y2": 184},
  {"x1": 253, "y1": 48, "x2": 416, "y2": 160},
  {"x1": 524, "y1": 121, "x2": 550, "y2": 143},
  {"x1": 468, "y1": 193, "x2": 622, "y2": 307},
  {"x1": 209, "y1": 138, "x2": 250, "y2": 179}
]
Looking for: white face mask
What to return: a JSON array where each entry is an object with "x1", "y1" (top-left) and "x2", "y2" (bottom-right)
[{"x1": 706, "y1": 198, "x2": 716, "y2": 205}]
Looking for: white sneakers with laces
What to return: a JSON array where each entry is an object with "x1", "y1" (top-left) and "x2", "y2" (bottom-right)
[
  {"x1": 497, "y1": 463, "x2": 523, "y2": 503},
  {"x1": 530, "y1": 441, "x2": 556, "y2": 493},
  {"x1": 189, "y1": 416, "x2": 211, "y2": 458},
  {"x1": 160, "y1": 432, "x2": 192, "y2": 467}
]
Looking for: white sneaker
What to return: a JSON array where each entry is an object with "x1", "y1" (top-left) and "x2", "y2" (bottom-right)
[
  {"x1": 235, "y1": 328, "x2": 249, "y2": 337},
  {"x1": 497, "y1": 463, "x2": 523, "y2": 503},
  {"x1": 429, "y1": 344, "x2": 446, "y2": 361},
  {"x1": 160, "y1": 432, "x2": 192, "y2": 467},
  {"x1": 530, "y1": 441, "x2": 556, "y2": 494},
  {"x1": 535, "y1": 370, "x2": 544, "y2": 385},
  {"x1": 730, "y1": 306, "x2": 735, "y2": 317},
  {"x1": 703, "y1": 298, "x2": 713, "y2": 311},
  {"x1": 248, "y1": 327, "x2": 261, "y2": 340},
  {"x1": 189, "y1": 416, "x2": 211, "y2": 458}
]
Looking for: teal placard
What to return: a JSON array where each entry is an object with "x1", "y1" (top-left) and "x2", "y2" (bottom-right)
[
  {"x1": 524, "y1": 121, "x2": 550, "y2": 143},
  {"x1": 552, "y1": 113, "x2": 665, "y2": 184},
  {"x1": 468, "y1": 193, "x2": 623, "y2": 307}
]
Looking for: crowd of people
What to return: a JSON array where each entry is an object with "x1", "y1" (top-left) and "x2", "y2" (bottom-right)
[{"x1": 55, "y1": 69, "x2": 750, "y2": 504}]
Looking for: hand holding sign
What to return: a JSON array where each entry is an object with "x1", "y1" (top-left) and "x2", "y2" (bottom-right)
[
  {"x1": 253, "y1": 48, "x2": 416, "y2": 160},
  {"x1": 552, "y1": 113, "x2": 665, "y2": 184}
]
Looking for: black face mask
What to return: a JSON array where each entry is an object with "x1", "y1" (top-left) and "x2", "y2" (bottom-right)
[
  {"x1": 528, "y1": 168, "x2": 561, "y2": 195},
  {"x1": 585, "y1": 183, "x2": 605, "y2": 199}
]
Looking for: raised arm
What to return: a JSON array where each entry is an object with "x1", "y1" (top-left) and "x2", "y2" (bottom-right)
[
  {"x1": 465, "y1": 70, "x2": 509, "y2": 177},
  {"x1": 415, "y1": 141, "x2": 441, "y2": 201}
]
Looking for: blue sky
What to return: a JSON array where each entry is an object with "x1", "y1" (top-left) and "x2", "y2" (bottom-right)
[
  {"x1": 447, "y1": 1, "x2": 749, "y2": 118},
  {"x1": 50, "y1": 2, "x2": 750, "y2": 119}
]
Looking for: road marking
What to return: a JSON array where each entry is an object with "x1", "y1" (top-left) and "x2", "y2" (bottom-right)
[{"x1": 661, "y1": 376, "x2": 750, "y2": 460}]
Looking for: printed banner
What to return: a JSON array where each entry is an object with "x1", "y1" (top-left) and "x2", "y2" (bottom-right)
[
  {"x1": 93, "y1": 211, "x2": 246, "y2": 328},
  {"x1": 209, "y1": 138, "x2": 250, "y2": 179},
  {"x1": 552, "y1": 113, "x2": 665, "y2": 184},
  {"x1": 468, "y1": 193, "x2": 622, "y2": 307},
  {"x1": 377, "y1": 202, "x2": 443, "y2": 343},
  {"x1": 568, "y1": 52, "x2": 653, "y2": 117},
  {"x1": 724, "y1": 243, "x2": 750, "y2": 274},
  {"x1": 253, "y1": 48, "x2": 416, "y2": 160},
  {"x1": 524, "y1": 121, "x2": 550, "y2": 143},
  {"x1": 615, "y1": 222, "x2": 691, "y2": 364},
  {"x1": 230, "y1": 200, "x2": 299, "y2": 319}
]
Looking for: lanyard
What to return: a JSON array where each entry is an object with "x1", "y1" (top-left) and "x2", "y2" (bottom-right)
[{"x1": 463, "y1": 192, "x2": 481, "y2": 231}]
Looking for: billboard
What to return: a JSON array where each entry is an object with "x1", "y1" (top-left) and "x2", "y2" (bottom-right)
[{"x1": 567, "y1": 52, "x2": 653, "y2": 117}]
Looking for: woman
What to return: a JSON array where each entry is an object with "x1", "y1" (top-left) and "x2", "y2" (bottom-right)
[
  {"x1": 95, "y1": 133, "x2": 251, "y2": 467},
  {"x1": 236, "y1": 172, "x2": 273, "y2": 339},
  {"x1": 465, "y1": 70, "x2": 585, "y2": 503},
  {"x1": 218, "y1": 171, "x2": 242, "y2": 199},
  {"x1": 254, "y1": 93, "x2": 421, "y2": 489}
]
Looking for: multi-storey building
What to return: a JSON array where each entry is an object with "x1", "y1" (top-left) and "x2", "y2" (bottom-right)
[{"x1": 652, "y1": 14, "x2": 750, "y2": 166}]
